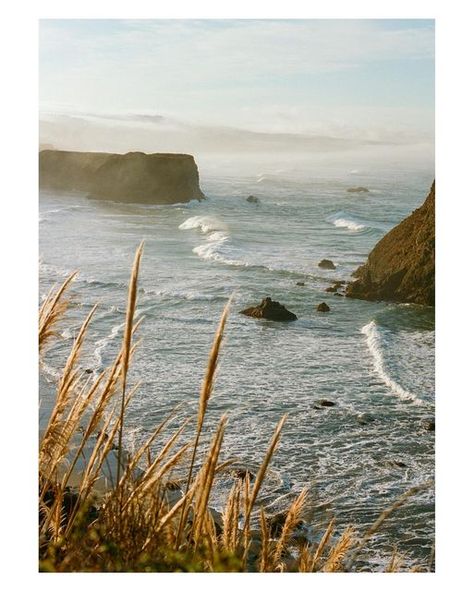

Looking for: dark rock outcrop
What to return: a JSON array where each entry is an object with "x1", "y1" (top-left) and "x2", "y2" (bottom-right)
[
  {"x1": 316, "y1": 302, "x2": 330, "y2": 312},
  {"x1": 346, "y1": 181, "x2": 435, "y2": 306},
  {"x1": 347, "y1": 186, "x2": 369, "y2": 193},
  {"x1": 39, "y1": 149, "x2": 205, "y2": 204},
  {"x1": 240, "y1": 297, "x2": 297, "y2": 321},
  {"x1": 318, "y1": 259, "x2": 336, "y2": 270},
  {"x1": 313, "y1": 399, "x2": 336, "y2": 409}
]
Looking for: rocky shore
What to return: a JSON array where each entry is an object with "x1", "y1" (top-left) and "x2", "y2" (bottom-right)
[{"x1": 346, "y1": 181, "x2": 435, "y2": 306}]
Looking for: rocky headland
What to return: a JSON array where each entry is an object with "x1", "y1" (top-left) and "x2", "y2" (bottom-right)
[
  {"x1": 346, "y1": 181, "x2": 435, "y2": 306},
  {"x1": 39, "y1": 149, "x2": 205, "y2": 204}
]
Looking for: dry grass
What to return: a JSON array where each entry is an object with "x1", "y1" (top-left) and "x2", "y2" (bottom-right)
[{"x1": 38, "y1": 244, "x2": 434, "y2": 573}]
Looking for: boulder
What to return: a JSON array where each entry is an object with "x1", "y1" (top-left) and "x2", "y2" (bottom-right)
[
  {"x1": 316, "y1": 302, "x2": 330, "y2": 312},
  {"x1": 346, "y1": 181, "x2": 435, "y2": 306},
  {"x1": 347, "y1": 187, "x2": 369, "y2": 193},
  {"x1": 318, "y1": 259, "x2": 336, "y2": 270},
  {"x1": 240, "y1": 297, "x2": 297, "y2": 321},
  {"x1": 318, "y1": 399, "x2": 336, "y2": 407},
  {"x1": 296, "y1": 281, "x2": 305, "y2": 286}
]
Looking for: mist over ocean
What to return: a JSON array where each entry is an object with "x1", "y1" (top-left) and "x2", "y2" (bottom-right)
[{"x1": 39, "y1": 151, "x2": 434, "y2": 570}]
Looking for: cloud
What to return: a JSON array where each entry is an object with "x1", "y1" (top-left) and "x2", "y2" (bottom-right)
[{"x1": 39, "y1": 20, "x2": 434, "y2": 137}]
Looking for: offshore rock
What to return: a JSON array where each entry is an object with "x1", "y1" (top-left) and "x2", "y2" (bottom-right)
[
  {"x1": 240, "y1": 297, "x2": 297, "y2": 322},
  {"x1": 316, "y1": 302, "x2": 331, "y2": 312},
  {"x1": 246, "y1": 195, "x2": 260, "y2": 204},
  {"x1": 346, "y1": 181, "x2": 435, "y2": 306},
  {"x1": 318, "y1": 259, "x2": 336, "y2": 270},
  {"x1": 39, "y1": 149, "x2": 205, "y2": 204},
  {"x1": 347, "y1": 186, "x2": 369, "y2": 193}
]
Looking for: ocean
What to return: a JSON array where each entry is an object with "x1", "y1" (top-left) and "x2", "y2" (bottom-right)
[{"x1": 39, "y1": 151, "x2": 435, "y2": 571}]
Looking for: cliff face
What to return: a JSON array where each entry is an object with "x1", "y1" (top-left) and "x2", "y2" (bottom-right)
[
  {"x1": 346, "y1": 181, "x2": 435, "y2": 306},
  {"x1": 39, "y1": 150, "x2": 204, "y2": 204}
]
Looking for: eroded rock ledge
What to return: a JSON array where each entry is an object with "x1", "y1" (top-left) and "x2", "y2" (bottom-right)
[
  {"x1": 39, "y1": 149, "x2": 205, "y2": 204},
  {"x1": 346, "y1": 181, "x2": 435, "y2": 306}
]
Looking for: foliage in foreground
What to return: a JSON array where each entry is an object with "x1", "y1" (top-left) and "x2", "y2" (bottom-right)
[{"x1": 38, "y1": 243, "x2": 432, "y2": 572}]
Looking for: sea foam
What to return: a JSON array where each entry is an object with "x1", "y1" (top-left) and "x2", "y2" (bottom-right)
[
  {"x1": 361, "y1": 321, "x2": 424, "y2": 405},
  {"x1": 179, "y1": 215, "x2": 227, "y2": 234},
  {"x1": 327, "y1": 212, "x2": 366, "y2": 232}
]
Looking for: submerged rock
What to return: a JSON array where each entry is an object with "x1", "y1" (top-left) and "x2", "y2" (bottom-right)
[
  {"x1": 422, "y1": 419, "x2": 435, "y2": 432},
  {"x1": 347, "y1": 186, "x2": 369, "y2": 193},
  {"x1": 356, "y1": 413, "x2": 375, "y2": 425},
  {"x1": 318, "y1": 259, "x2": 336, "y2": 270},
  {"x1": 240, "y1": 297, "x2": 297, "y2": 321},
  {"x1": 318, "y1": 399, "x2": 336, "y2": 407},
  {"x1": 247, "y1": 195, "x2": 260, "y2": 204},
  {"x1": 325, "y1": 286, "x2": 337, "y2": 293},
  {"x1": 232, "y1": 469, "x2": 255, "y2": 481},
  {"x1": 316, "y1": 302, "x2": 331, "y2": 312},
  {"x1": 346, "y1": 181, "x2": 435, "y2": 306},
  {"x1": 296, "y1": 281, "x2": 305, "y2": 286},
  {"x1": 267, "y1": 511, "x2": 304, "y2": 537}
]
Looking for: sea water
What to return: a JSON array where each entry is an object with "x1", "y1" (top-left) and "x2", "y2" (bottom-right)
[{"x1": 39, "y1": 152, "x2": 435, "y2": 570}]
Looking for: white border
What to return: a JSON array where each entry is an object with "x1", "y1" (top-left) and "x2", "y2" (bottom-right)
[{"x1": 2, "y1": 1, "x2": 473, "y2": 589}]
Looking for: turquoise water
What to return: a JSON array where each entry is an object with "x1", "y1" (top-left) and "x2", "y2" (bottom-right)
[{"x1": 39, "y1": 155, "x2": 435, "y2": 570}]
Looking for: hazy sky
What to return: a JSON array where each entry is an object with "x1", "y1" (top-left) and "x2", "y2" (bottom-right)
[{"x1": 39, "y1": 19, "x2": 434, "y2": 142}]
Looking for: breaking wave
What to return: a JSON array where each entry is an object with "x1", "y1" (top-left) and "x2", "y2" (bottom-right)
[{"x1": 361, "y1": 321, "x2": 424, "y2": 406}]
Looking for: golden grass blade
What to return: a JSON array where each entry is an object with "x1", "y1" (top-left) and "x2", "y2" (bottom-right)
[
  {"x1": 192, "y1": 416, "x2": 227, "y2": 547},
  {"x1": 310, "y1": 517, "x2": 335, "y2": 571},
  {"x1": 322, "y1": 525, "x2": 354, "y2": 572},
  {"x1": 242, "y1": 415, "x2": 287, "y2": 546},
  {"x1": 221, "y1": 480, "x2": 241, "y2": 552},
  {"x1": 385, "y1": 547, "x2": 404, "y2": 572},
  {"x1": 39, "y1": 271, "x2": 77, "y2": 351},
  {"x1": 116, "y1": 241, "x2": 144, "y2": 489},
  {"x1": 271, "y1": 488, "x2": 308, "y2": 569},
  {"x1": 345, "y1": 480, "x2": 433, "y2": 571},
  {"x1": 176, "y1": 297, "x2": 232, "y2": 547},
  {"x1": 259, "y1": 506, "x2": 270, "y2": 572}
]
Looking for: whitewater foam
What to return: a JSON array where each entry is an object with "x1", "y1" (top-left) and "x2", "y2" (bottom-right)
[
  {"x1": 327, "y1": 213, "x2": 366, "y2": 232},
  {"x1": 361, "y1": 321, "x2": 424, "y2": 405},
  {"x1": 179, "y1": 215, "x2": 227, "y2": 234},
  {"x1": 93, "y1": 323, "x2": 124, "y2": 369}
]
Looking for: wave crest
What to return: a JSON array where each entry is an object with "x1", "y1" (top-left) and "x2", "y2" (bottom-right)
[
  {"x1": 361, "y1": 321, "x2": 424, "y2": 405},
  {"x1": 327, "y1": 212, "x2": 366, "y2": 232},
  {"x1": 179, "y1": 215, "x2": 227, "y2": 234}
]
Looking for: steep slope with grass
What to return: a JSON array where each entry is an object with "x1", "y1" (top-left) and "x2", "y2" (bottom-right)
[
  {"x1": 346, "y1": 181, "x2": 435, "y2": 306},
  {"x1": 39, "y1": 149, "x2": 205, "y2": 204}
]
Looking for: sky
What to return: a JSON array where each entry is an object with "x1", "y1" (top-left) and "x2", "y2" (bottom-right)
[{"x1": 39, "y1": 19, "x2": 434, "y2": 146}]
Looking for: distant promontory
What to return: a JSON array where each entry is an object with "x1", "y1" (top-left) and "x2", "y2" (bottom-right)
[
  {"x1": 39, "y1": 150, "x2": 205, "y2": 204},
  {"x1": 346, "y1": 181, "x2": 435, "y2": 306}
]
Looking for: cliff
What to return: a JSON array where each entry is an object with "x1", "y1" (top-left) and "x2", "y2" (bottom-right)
[
  {"x1": 39, "y1": 150, "x2": 204, "y2": 204},
  {"x1": 346, "y1": 181, "x2": 435, "y2": 306}
]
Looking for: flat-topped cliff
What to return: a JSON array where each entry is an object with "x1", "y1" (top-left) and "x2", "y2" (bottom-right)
[
  {"x1": 346, "y1": 181, "x2": 435, "y2": 306},
  {"x1": 39, "y1": 150, "x2": 204, "y2": 204}
]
